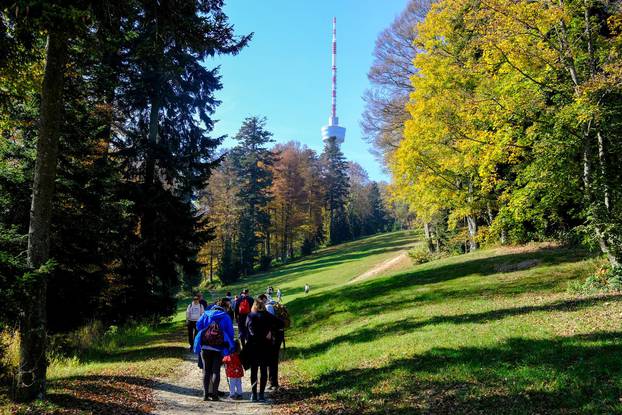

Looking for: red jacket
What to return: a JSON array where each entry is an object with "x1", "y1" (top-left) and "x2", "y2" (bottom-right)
[{"x1": 222, "y1": 352, "x2": 244, "y2": 378}]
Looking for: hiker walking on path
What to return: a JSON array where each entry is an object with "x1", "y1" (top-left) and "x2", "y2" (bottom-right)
[
  {"x1": 276, "y1": 288, "x2": 282, "y2": 302},
  {"x1": 304, "y1": 284, "x2": 309, "y2": 294},
  {"x1": 186, "y1": 296, "x2": 204, "y2": 348},
  {"x1": 193, "y1": 298, "x2": 235, "y2": 401},
  {"x1": 234, "y1": 289, "x2": 254, "y2": 347},
  {"x1": 222, "y1": 340, "x2": 244, "y2": 399},
  {"x1": 197, "y1": 292, "x2": 209, "y2": 310},
  {"x1": 245, "y1": 299, "x2": 284, "y2": 401}
]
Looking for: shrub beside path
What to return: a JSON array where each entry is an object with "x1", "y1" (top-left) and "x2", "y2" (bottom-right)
[{"x1": 153, "y1": 351, "x2": 271, "y2": 415}]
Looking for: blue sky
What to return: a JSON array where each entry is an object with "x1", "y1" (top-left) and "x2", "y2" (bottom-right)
[{"x1": 206, "y1": 1, "x2": 410, "y2": 182}]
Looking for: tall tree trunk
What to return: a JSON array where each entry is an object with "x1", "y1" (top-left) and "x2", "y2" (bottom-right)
[
  {"x1": 144, "y1": 90, "x2": 160, "y2": 189},
  {"x1": 466, "y1": 215, "x2": 478, "y2": 252},
  {"x1": 466, "y1": 181, "x2": 478, "y2": 252},
  {"x1": 582, "y1": 122, "x2": 618, "y2": 265},
  {"x1": 423, "y1": 222, "x2": 435, "y2": 253},
  {"x1": 17, "y1": 30, "x2": 67, "y2": 402},
  {"x1": 265, "y1": 213, "x2": 271, "y2": 260},
  {"x1": 500, "y1": 229, "x2": 507, "y2": 245},
  {"x1": 209, "y1": 244, "x2": 214, "y2": 284}
]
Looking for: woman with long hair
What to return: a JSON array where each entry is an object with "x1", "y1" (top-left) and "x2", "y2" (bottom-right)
[{"x1": 245, "y1": 298, "x2": 284, "y2": 401}]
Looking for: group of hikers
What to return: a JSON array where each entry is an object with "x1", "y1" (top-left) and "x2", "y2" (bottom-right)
[{"x1": 185, "y1": 287, "x2": 289, "y2": 402}]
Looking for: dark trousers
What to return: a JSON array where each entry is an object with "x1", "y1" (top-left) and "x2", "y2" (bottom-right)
[
  {"x1": 268, "y1": 335, "x2": 283, "y2": 387},
  {"x1": 250, "y1": 363, "x2": 268, "y2": 395},
  {"x1": 187, "y1": 320, "x2": 197, "y2": 347},
  {"x1": 201, "y1": 349, "x2": 222, "y2": 397},
  {"x1": 237, "y1": 316, "x2": 248, "y2": 346}
]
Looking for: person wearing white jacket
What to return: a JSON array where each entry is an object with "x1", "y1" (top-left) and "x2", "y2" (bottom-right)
[{"x1": 186, "y1": 296, "x2": 204, "y2": 348}]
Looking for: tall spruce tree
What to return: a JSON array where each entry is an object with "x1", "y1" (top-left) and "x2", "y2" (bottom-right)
[
  {"x1": 321, "y1": 139, "x2": 350, "y2": 245},
  {"x1": 109, "y1": 0, "x2": 250, "y2": 314},
  {"x1": 232, "y1": 117, "x2": 275, "y2": 275}
]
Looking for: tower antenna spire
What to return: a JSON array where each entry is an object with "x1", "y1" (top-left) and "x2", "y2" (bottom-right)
[
  {"x1": 331, "y1": 16, "x2": 337, "y2": 120},
  {"x1": 322, "y1": 17, "x2": 346, "y2": 145}
]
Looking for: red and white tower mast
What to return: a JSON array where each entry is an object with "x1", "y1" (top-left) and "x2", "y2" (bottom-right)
[{"x1": 322, "y1": 17, "x2": 346, "y2": 145}]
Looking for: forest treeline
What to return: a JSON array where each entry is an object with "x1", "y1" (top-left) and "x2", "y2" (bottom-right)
[
  {"x1": 0, "y1": 0, "x2": 251, "y2": 400},
  {"x1": 0, "y1": 0, "x2": 403, "y2": 401},
  {"x1": 365, "y1": 0, "x2": 622, "y2": 267},
  {"x1": 198, "y1": 117, "x2": 402, "y2": 284}
]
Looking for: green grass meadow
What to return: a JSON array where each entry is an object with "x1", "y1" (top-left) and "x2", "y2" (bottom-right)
[
  {"x1": 231, "y1": 231, "x2": 622, "y2": 414},
  {"x1": 2, "y1": 230, "x2": 621, "y2": 414}
]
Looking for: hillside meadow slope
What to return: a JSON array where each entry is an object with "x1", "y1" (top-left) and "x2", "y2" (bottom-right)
[{"x1": 236, "y1": 231, "x2": 622, "y2": 414}]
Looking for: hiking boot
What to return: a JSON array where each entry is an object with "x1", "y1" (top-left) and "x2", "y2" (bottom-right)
[
  {"x1": 250, "y1": 393, "x2": 258, "y2": 402},
  {"x1": 258, "y1": 392, "x2": 266, "y2": 402},
  {"x1": 203, "y1": 394, "x2": 210, "y2": 401},
  {"x1": 212, "y1": 393, "x2": 220, "y2": 401}
]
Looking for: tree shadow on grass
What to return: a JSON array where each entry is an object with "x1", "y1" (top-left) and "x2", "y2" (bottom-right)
[
  {"x1": 280, "y1": 331, "x2": 622, "y2": 414},
  {"x1": 284, "y1": 294, "x2": 622, "y2": 360},
  {"x1": 48, "y1": 372, "x2": 203, "y2": 414},
  {"x1": 288, "y1": 246, "x2": 593, "y2": 328}
]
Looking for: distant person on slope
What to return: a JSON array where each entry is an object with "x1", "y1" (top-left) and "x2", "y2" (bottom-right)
[
  {"x1": 304, "y1": 284, "x2": 309, "y2": 295},
  {"x1": 234, "y1": 289, "x2": 254, "y2": 347},
  {"x1": 276, "y1": 288, "x2": 282, "y2": 303},
  {"x1": 186, "y1": 296, "x2": 204, "y2": 349},
  {"x1": 245, "y1": 299, "x2": 284, "y2": 402},
  {"x1": 193, "y1": 299, "x2": 235, "y2": 401}
]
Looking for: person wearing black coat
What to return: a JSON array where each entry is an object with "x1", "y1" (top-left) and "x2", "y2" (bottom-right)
[{"x1": 245, "y1": 299, "x2": 284, "y2": 402}]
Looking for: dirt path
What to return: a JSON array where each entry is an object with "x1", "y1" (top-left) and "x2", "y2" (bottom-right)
[
  {"x1": 152, "y1": 351, "x2": 271, "y2": 415},
  {"x1": 348, "y1": 251, "x2": 411, "y2": 284}
]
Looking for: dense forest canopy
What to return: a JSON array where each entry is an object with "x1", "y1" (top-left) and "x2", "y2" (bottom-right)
[{"x1": 365, "y1": 0, "x2": 622, "y2": 267}]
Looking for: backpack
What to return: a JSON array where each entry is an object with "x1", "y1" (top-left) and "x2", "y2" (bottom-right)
[
  {"x1": 238, "y1": 297, "x2": 251, "y2": 315},
  {"x1": 273, "y1": 302, "x2": 291, "y2": 328},
  {"x1": 203, "y1": 321, "x2": 224, "y2": 347}
]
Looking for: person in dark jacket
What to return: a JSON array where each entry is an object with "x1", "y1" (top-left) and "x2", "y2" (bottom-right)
[
  {"x1": 197, "y1": 292, "x2": 209, "y2": 310},
  {"x1": 234, "y1": 289, "x2": 254, "y2": 346},
  {"x1": 258, "y1": 293, "x2": 284, "y2": 390},
  {"x1": 193, "y1": 299, "x2": 235, "y2": 401},
  {"x1": 222, "y1": 297, "x2": 234, "y2": 322},
  {"x1": 245, "y1": 299, "x2": 284, "y2": 402}
]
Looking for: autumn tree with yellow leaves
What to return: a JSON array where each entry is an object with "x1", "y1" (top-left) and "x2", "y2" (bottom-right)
[{"x1": 390, "y1": 0, "x2": 622, "y2": 264}]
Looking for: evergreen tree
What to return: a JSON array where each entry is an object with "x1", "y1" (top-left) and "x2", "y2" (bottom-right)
[
  {"x1": 321, "y1": 139, "x2": 350, "y2": 245},
  {"x1": 366, "y1": 182, "x2": 389, "y2": 234},
  {"x1": 231, "y1": 117, "x2": 275, "y2": 275},
  {"x1": 0, "y1": 0, "x2": 249, "y2": 400}
]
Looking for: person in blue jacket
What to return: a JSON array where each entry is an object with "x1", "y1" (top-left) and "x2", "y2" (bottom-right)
[{"x1": 193, "y1": 298, "x2": 235, "y2": 401}]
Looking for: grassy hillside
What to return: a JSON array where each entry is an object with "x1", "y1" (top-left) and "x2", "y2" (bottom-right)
[
  {"x1": 3, "y1": 230, "x2": 620, "y2": 414},
  {"x1": 234, "y1": 231, "x2": 622, "y2": 414}
]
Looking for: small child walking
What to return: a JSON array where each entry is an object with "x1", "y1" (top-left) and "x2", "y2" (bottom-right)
[{"x1": 222, "y1": 340, "x2": 244, "y2": 399}]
